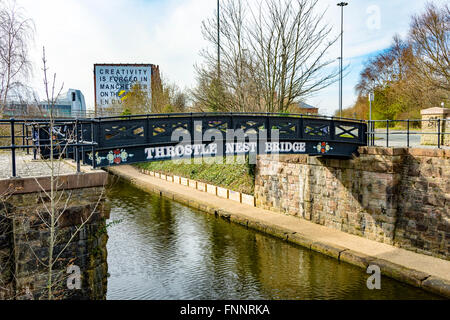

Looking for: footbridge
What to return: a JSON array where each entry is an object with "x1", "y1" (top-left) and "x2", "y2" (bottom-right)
[{"x1": 2, "y1": 113, "x2": 367, "y2": 176}]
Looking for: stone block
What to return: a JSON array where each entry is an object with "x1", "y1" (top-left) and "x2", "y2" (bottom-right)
[
  {"x1": 197, "y1": 182, "x2": 206, "y2": 192},
  {"x1": 421, "y1": 276, "x2": 450, "y2": 298},
  {"x1": 217, "y1": 187, "x2": 229, "y2": 199},
  {"x1": 370, "y1": 258, "x2": 429, "y2": 288},
  {"x1": 180, "y1": 177, "x2": 188, "y2": 186},
  {"x1": 310, "y1": 241, "x2": 348, "y2": 260},
  {"x1": 241, "y1": 194, "x2": 255, "y2": 207},
  {"x1": 206, "y1": 184, "x2": 217, "y2": 195},
  {"x1": 188, "y1": 180, "x2": 197, "y2": 189},
  {"x1": 229, "y1": 190, "x2": 241, "y2": 203}
]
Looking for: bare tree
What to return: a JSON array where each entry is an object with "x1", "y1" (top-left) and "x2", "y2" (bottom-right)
[
  {"x1": 195, "y1": 0, "x2": 263, "y2": 112},
  {"x1": 249, "y1": 0, "x2": 340, "y2": 112},
  {"x1": 193, "y1": 0, "x2": 340, "y2": 113},
  {"x1": 409, "y1": 2, "x2": 449, "y2": 93},
  {"x1": 0, "y1": 0, "x2": 34, "y2": 113},
  {"x1": 37, "y1": 48, "x2": 107, "y2": 299}
]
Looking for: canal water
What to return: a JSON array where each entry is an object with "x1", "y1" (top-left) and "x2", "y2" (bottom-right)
[{"x1": 105, "y1": 179, "x2": 440, "y2": 300}]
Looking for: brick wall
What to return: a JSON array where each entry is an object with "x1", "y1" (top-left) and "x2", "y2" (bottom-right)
[
  {"x1": 0, "y1": 187, "x2": 109, "y2": 300},
  {"x1": 255, "y1": 147, "x2": 450, "y2": 260}
]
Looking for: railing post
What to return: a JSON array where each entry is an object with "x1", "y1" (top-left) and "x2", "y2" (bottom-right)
[
  {"x1": 371, "y1": 121, "x2": 375, "y2": 146},
  {"x1": 407, "y1": 119, "x2": 410, "y2": 148},
  {"x1": 25, "y1": 123, "x2": 30, "y2": 155},
  {"x1": 298, "y1": 115, "x2": 304, "y2": 139},
  {"x1": 32, "y1": 124, "x2": 37, "y2": 160},
  {"x1": 91, "y1": 119, "x2": 96, "y2": 169},
  {"x1": 10, "y1": 118, "x2": 17, "y2": 178},
  {"x1": 330, "y1": 118, "x2": 336, "y2": 141},
  {"x1": 22, "y1": 122, "x2": 25, "y2": 152},
  {"x1": 437, "y1": 118, "x2": 441, "y2": 149},
  {"x1": 80, "y1": 121, "x2": 85, "y2": 164},
  {"x1": 146, "y1": 115, "x2": 151, "y2": 144},
  {"x1": 386, "y1": 120, "x2": 389, "y2": 148},
  {"x1": 75, "y1": 118, "x2": 80, "y2": 173}
]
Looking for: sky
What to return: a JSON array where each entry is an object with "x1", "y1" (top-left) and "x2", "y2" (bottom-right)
[{"x1": 17, "y1": 0, "x2": 437, "y2": 115}]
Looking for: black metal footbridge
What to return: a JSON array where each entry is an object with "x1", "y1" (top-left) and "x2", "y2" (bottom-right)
[{"x1": 1, "y1": 113, "x2": 367, "y2": 177}]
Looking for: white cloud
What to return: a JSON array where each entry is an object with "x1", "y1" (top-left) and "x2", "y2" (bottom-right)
[
  {"x1": 19, "y1": 0, "x2": 214, "y2": 110},
  {"x1": 17, "y1": 0, "x2": 430, "y2": 115}
]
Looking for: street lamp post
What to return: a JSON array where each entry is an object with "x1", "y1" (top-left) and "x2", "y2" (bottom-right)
[
  {"x1": 337, "y1": 2, "x2": 348, "y2": 118},
  {"x1": 217, "y1": 0, "x2": 221, "y2": 80}
]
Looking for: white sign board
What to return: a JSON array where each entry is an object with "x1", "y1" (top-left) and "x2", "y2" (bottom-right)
[{"x1": 94, "y1": 64, "x2": 152, "y2": 110}]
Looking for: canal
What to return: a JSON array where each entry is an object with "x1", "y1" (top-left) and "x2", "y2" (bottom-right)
[{"x1": 105, "y1": 179, "x2": 440, "y2": 300}]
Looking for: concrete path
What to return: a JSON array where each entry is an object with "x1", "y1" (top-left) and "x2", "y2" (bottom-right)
[
  {"x1": 107, "y1": 165, "x2": 450, "y2": 298},
  {"x1": 0, "y1": 151, "x2": 78, "y2": 179}
]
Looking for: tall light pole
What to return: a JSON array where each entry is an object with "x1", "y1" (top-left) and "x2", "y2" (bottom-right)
[
  {"x1": 217, "y1": 0, "x2": 221, "y2": 80},
  {"x1": 337, "y1": 2, "x2": 348, "y2": 118}
]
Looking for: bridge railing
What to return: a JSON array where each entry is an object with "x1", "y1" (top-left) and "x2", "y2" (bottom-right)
[
  {"x1": 0, "y1": 113, "x2": 368, "y2": 177},
  {"x1": 90, "y1": 113, "x2": 367, "y2": 150},
  {"x1": 0, "y1": 118, "x2": 98, "y2": 177},
  {"x1": 367, "y1": 119, "x2": 450, "y2": 148}
]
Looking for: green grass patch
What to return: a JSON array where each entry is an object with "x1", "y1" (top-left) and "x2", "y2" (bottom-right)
[{"x1": 135, "y1": 156, "x2": 255, "y2": 195}]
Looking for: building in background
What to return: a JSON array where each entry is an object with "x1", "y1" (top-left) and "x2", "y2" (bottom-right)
[
  {"x1": 3, "y1": 89, "x2": 87, "y2": 118},
  {"x1": 94, "y1": 63, "x2": 161, "y2": 114},
  {"x1": 288, "y1": 101, "x2": 319, "y2": 115},
  {"x1": 38, "y1": 89, "x2": 86, "y2": 117}
]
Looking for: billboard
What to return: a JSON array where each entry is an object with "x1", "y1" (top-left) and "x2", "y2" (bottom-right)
[{"x1": 94, "y1": 64, "x2": 153, "y2": 112}]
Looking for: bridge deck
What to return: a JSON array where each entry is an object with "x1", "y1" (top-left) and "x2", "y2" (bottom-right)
[{"x1": 0, "y1": 151, "x2": 78, "y2": 179}]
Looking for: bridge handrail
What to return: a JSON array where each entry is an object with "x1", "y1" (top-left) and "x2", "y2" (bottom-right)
[
  {"x1": 0, "y1": 113, "x2": 366, "y2": 125},
  {"x1": 81, "y1": 112, "x2": 366, "y2": 123}
]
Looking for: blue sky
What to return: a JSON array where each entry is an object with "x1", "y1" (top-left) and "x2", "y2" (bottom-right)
[{"x1": 18, "y1": 0, "x2": 438, "y2": 115}]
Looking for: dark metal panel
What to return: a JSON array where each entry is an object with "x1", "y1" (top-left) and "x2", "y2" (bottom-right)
[
  {"x1": 303, "y1": 118, "x2": 331, "y2": 140},
  {"x1": 100, "y1": 119, "x2": 147, "y2": 147}
]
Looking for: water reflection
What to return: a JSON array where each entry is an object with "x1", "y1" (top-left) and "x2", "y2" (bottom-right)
[{"x1": 106, "y1": 180, "x2": 440, "y2": 300}]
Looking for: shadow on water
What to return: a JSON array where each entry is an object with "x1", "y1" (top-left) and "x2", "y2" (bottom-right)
[{"x1": 104, "y1": 179, "x2": 442, "y2": 300}]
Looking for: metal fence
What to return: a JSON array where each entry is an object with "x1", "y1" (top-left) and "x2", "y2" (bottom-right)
[
  {"x1": 4, "y1": 114, "x2": 448, "y2": 179},
  {"x1": 367, "y1": 119, "x2": 449, "y2": 149},
  {"x1": 0, "y1": 118, "x2": 97, "y2": 177}
]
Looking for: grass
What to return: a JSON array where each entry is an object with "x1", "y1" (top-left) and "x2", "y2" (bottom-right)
[{"x1": 135, "y1": 155, "x2": 255, "y2": 195}]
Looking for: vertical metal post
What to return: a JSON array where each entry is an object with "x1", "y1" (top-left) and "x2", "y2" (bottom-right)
[
  {"x1": 217, "y1": 0, "x2": 220, "y2": 80},
  {"x1": 337, "y1": 2, "x2": 348, "y2": 117},
  {"x1": 75, "y1": 118, "x2": 80, "y2": 173},
  {"x1": 32, "y1": 124, "x2": 37, "y2": 160},
  {"x1": 437, "y1": 118, "x2": 441, "y2": 149},
  {"x1": 25, "y1": 124, "x2": 30, "y2": 155},
  {"x1": 386, "y1": 120, "x2": 389, "y2": 148},
  {"x1": 407, "y1": 119, "x2": 410, "y2": 148},
  {"x1": 21, "y1": 123, "x2": 25, "y2": 152},
  {"x1": 91, "y1": 120, "x2": 96, "y2": 169},
  {"x1": 10, "y1": 118, "x2": 16, "y2": 178},
  {"x1": 80, "y1": 122, "x2": 85, "y2": 164},
  {"x1": 372, "y1": 121, "x2": 375, "y2": 146}
]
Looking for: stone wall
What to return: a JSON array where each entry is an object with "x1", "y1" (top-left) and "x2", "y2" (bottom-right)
[
  {"x1": 0, "y1": 187, "x2": 109, "y2": 300},
  {"x1": 255, "y1": 147, "x2": 450, "y2": 260}
]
